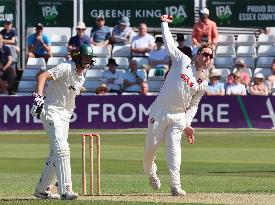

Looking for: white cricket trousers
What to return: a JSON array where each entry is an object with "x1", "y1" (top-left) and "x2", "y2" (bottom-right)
[
  {"x1": 35, "y1": 109, "x2": 72, "y2": 195},
  {"x1": 143, "y1": 103, "x2": 186, "y2": 187}
]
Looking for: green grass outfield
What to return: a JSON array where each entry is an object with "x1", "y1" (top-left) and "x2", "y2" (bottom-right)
[{"x1": 0, "y1": 128, "x2": 275, "y2": 205}]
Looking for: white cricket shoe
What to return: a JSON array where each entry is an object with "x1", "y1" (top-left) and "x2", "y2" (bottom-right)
[
  {"x1": 171, "y1": 186, "x2": 187, "y2": 196},
  {"x1": 61, "y1": 191, "x2": 78, "y2": 200},
  {"x1": 149, "y1": 176, "x2": 161, "y2": 190},
  {"x1": 34, "y1": 190, "x2": 61, "y2": 199}
]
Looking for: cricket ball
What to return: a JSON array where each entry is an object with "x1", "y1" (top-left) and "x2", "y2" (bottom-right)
[{"x1": 168, "y1": 15, "x2": 173, "y2": 20}]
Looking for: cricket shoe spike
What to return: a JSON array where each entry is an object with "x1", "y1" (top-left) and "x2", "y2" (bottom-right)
[
  {"x1": 171, "y1": 185, "x2": 187, "y2": 196},
  {"x1": 34, "y1": 190, "x2": 61, "y2": 199},
  {"x1": 149, "y1": 176, "x2": 161, "y2": 190},
  {"x1": 61, "y1": 191, "x2": 78, "y2": 200}
]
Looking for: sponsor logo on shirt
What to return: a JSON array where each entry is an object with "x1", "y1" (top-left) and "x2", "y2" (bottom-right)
[
  {"x1": 197, "y1": 78, "x2": 203, "y2": 84},
  {"x1": 180, "y1": 73, "x2": 194, "y2": 88},
  {"x1": 149, "y1": 118, "x2": 155, "y2": 123},
  {"x1": 69, "y1": 85, "x2": 76, "y2": 91}
]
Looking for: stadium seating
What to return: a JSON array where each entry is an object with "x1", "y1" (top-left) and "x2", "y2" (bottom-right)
[
  {"x1": 131, "y1": 57, "x2": 149, "y2": 68},
  {"x1": 256, "y1": 57, "x2": 274, "y2": 68},
  {"x1": 46, "y1": 57, "x2": 66, "y2": 69},
  {"x1": 93, "y1": 46, "x2": 111, "y2": 58},
  {"x1": 184, "y1": 34, "x2": 193, "y2": 47},
  {"x1": 218, "y1": 34, "x2": 235, "y2": 46},
  {"x1": 93, "y1": 57, "x2": 108, "y2": 69},
  {"x1": 50, "y1": 34, "x2": 69, "y2": 46},
  {"x1": 26, "y1": 58, "x2": 46, "y2": 70},
  {"x1": 85, "y1": 69, "x2": 103, "y2": 81},
  {"x1": 147, "y1": 80, "x2": 163, "y2": 92},
  {"x1": 257, "y1": 45, "x2": 275, "y2": 57},
  {"x1": 236, "y1": 46, "x2": 257, "y2": 57},
  {"x1": 214, "y1": 56, "x2": 234, "y2": 69},
  {"x1": 83, "y1": 80, "x2": 101, "y2": 92},
  {"x1": 257, "y1": 34, "x2": 275, "y2": 45},
  {"x1": 254, "y1": 68, "x2": 272, "y2": 78},
  {"x1": 236, "y1": 34, "x2": 256, "y2": 46},
  {"x1": 20, "y1": 69, "x2": 41, "y2": 81},
  {"x1": 215, "y1": 45, "x2": 236, "y2": 57},
  {"x1": 112, "y1": 45, "x2": 131, "y2": 58},
  {"x1": 148, "y1": 68, "x2": 165, "y2": 81},
  {"x1": 215, "y1": 68, "x2": 231, "y2": 83},
  {"x1": 51, "y1": 46, "x2": 68, "y2": 57},
  {"x1": 17, "y1": 80, "x2": 36, "y2": 93},
  {"x1": 113, "y1": 57, "x2": 129, "y2": 69}
]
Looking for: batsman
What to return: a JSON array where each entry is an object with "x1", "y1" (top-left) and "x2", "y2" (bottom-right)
[{"x1": 31, "y1": 44, "x2": 95, "y2": 200}]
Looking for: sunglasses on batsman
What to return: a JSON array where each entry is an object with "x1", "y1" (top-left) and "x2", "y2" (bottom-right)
[{"x1": 201, "y1": 52, "x2": 213, "y2": 59}]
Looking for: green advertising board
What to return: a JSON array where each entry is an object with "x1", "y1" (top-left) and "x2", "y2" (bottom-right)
[
  {"x1": 0, "y1": 0, "x2": 16, "y2": 26},
  {"x1": 26, "y1": 0, "x2": 73, "y2": 27},
  {"x1": 207, "y1": 0, "x2": 275, "y2": 27},
  {"x1": 83, "y1": 0, "x2": 194, "y2": 28}
]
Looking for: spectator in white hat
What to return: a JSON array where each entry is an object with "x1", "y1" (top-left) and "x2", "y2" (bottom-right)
[
  {"x1": 111, "y1": 16, "x2": 135, "y2": 45},
  {"x1": 206, "y1": 68, "x2": 225, "y2": 96},
  {"x1": 249, "y1": 73, "x2": 269, "y2": 96},
  {"x1": 226, "y1": 71, "x2": 247, "y2": 96},
  {"x1": 67, "y1": 22, "x2": 91, "y2": 55},
  {"x1": 192, "y1": 8, "x2": 218, "y2": 48}
]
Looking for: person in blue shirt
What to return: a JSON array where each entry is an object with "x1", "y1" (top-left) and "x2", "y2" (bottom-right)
[
  {"x1": 67, "y1": 22, "x2": 91, "y2": 55},
  {"x1": 27, "y1": 23, "x2": 52, "y2": 62},
  {"x1": 90, "y1": 15, "x2": 111, "y2": 47},
  {"x1": 206, "y1": 68, "x2": 225, "y2": 96}
]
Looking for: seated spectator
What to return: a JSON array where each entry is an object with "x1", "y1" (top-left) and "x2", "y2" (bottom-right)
[
  {"x1": 67, "y1": 22, "x2": 91, "y2": 55},
  {"x1": 192, "y1": 8, "x2": 218, "y2": 48},
  {"x1": 268, "y1": 59, "x2": 275, "y2": 89},
  {"x1": 250, "y1": 73, "x2": 268, "y2": 96},
  {"x1": 123, "y1": 59, "x2": 146, "y2": 92},
  {"x1": 140, "y1": 81, "x2": 149, "y2": 95},
  {"x1": 226, "y1": 71, "x2": 247, "y2": 96},
  {"x1": 176, "y1": 34, "x2": 192, "y2": 59},
  {"x1": 148, "y1": 36, "x2": 169, "y2": 68},
  {"x1": 131, "y1": 22, "x2": 155, "y2": 57},
  {"x1": 206, "y1": 69, "x2": 225, "y2": 96},
  {"x1": 111, "y1": 17, "x2": 135, "y2": 45},
  {"x1": 90, "y1": 15, "x2": 111, "y2": 48},
  {"x1": 0, "y1": 36, "x2": 16, "y2": 95},
  {"x1": 0, "y1": 19, "x2": 20, "y2": 54},
  {"x1": 0, "y1": 78, "x2": 8, "y2": 94},
  {"x1": 27, "y1": 23, "x2": 52, "y2": 62},
  {"x1": 227, "y1": 58, "x2": 251, "y2": 86},
  {"x1": 95, "y1": 83, "x2": 109, "y2": 95},
  {"x1": 100, "y1": 58, "x2": 123, "y2": 93}
]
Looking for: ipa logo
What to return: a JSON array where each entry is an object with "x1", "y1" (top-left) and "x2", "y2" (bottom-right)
[
  {"x1": 165, "y1": 5, "x2": 187, "y2": 25},
  {"x1": 42, "y1": 6, "x2": 58, "y2": 23},
  {"x1": 215, "y1": 5, "x2": 232, "y2": 25}
]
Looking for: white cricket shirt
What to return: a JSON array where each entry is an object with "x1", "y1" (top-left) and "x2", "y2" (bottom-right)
[
  {"x1": 45, "y1": 62, "x2": 85, "y2": 118},
  {"x1": 154, "y1": 22, "x2": 208, "y2": 126}
]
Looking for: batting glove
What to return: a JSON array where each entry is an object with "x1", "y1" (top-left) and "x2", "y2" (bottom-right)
[{"x1": 31, "y1": 92, "x2": 45, "y2": 119}]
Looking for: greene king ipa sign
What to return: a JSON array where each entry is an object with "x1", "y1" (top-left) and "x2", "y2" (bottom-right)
[
  {"x1": 26, "y1": 0, "x2": 73, "y2": 27},
  {"x1": 207, "y1": 0, "x2": 275, "y2": 27},
  {"x1": 83, "y1": 0, "x2": 194, "y2": 28},
  {"x1": 0, "y1": 0, "x2": 16, "y2": 25}
]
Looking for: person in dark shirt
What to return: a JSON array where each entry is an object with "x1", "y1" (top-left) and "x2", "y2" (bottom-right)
[{"x1": 176, "y1": 34, "x2": 192, "y2": 59}]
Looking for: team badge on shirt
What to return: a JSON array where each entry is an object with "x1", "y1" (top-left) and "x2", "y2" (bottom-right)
[{"x1": 149, "y1": 118, "x2": 155, "y2": 123}]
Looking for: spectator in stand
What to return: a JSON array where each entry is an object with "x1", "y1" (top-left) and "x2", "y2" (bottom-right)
[
  {"x1": 148, "y1": 36, "x2": 169, "y2": 69},
  {"x1": 0, "y1": 19, "x2": 20, "y2": 54},
  {"x1": 67, "y1": 22, "x2": 91, "y2": 55},
  {"x1": 90, "y1": 15, "x2": 111, "y2": 49},
  {"x1": 27, "y1": 23, "x2": 52, "y2": 62},
  {"x1": 0, "y1": 78, "x2": 8, "y2": 95},
  {"x1": 124, "y1": 58, "x2": 146, "y2": 92},
  {"x1": 206, "y1": 69, "x2": 225, "y2": 96},
  {"x1": 140, "y1": 81, "x2": 149, "y2": 95},
  {"x1": 250, "y1": 73, "x2": 268, "y2": 96},
  {"x1": 226, "y1": 71, "x2": 247, "y2": 96},
  {"x1": 95, "y1": 83, "x2": 109, "y2": 95},
  {"x1": 192, "y1": 8, "x2": 218, "y2": 48},
  {"x1": 100, "y1": 58, "x2": 123, "y2": 94},
  {"x1": 131, "y1": 23, "x2": 155, "y2": 57},
  {"x1": 0, "y1": 36, "x2": 16, "y2": 95},
  {"x1": 227, "y1": 58, "x2": 251, "y2": 86},
  {"x1": 111, "y1": 16, "x2": 135, "y2": 45},
  {"x1": 268, "y1": 59, "x2": 275, "y2": 89},
  {"x1": 176, "y1": 34, "x2": 192, "y2": 59}
]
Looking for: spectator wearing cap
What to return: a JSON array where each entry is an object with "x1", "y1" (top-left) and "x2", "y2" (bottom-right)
[
  {"x1": 100, "y1": 58, "x2": 123, "y2": 93},
  {"x1": 206, "y1": 68, "x2": 225, "y2": 96},
  {"x1": 90, "y1": 15, "x2": 111, "y2": 48},
  {"x1": 123, "y1": 58, "x2": 146, "y2": 92},
  {"x1": 226, "y1": 71, "x2": 247, "y2": 96},
  {"x1": 27, "y1": 23, "x2": 52, "y2": 62},
  {"x1": 111, "y1": 16, "x2": 135, "y2": 45},
  {"x1": 0, "y1": 19, "x2": 20, "y2": 54},
  {"x1": 250, "y1": 73, "x2": 269, "y2": 96},
  {"x1": 131, "y1": 22, "x2": 155, "y2": 57},
  {"x1": 192, "y1": 8, "x2": 218, "y2": 47},
  {"x1": 67, "y1": 22, "x2": 91, "y2": 55},
  {"x1": 227, "y1": 58, "x2": 251, "y2": 86},
  {"x1": 148, "y1": 36, "x2": 169, "y2": 69},
  {"x1": 176, "y1": 33, "x2": 192, "y2": 59},
  {"x1": 0, "y1": 35, "x2": 16, "y2": 95}
]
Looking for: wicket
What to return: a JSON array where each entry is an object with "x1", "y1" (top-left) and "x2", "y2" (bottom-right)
[{"x1": 81, "y1": 133, "x2": 101, "y2": 196}]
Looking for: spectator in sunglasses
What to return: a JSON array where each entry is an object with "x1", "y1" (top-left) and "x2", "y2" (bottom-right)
[
  {"x1": 226, "y1": 71, "x2": 247, "y2": 95},
  {"x1": 67, "y1": 21, "x2": 91, "y2": 57}
]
